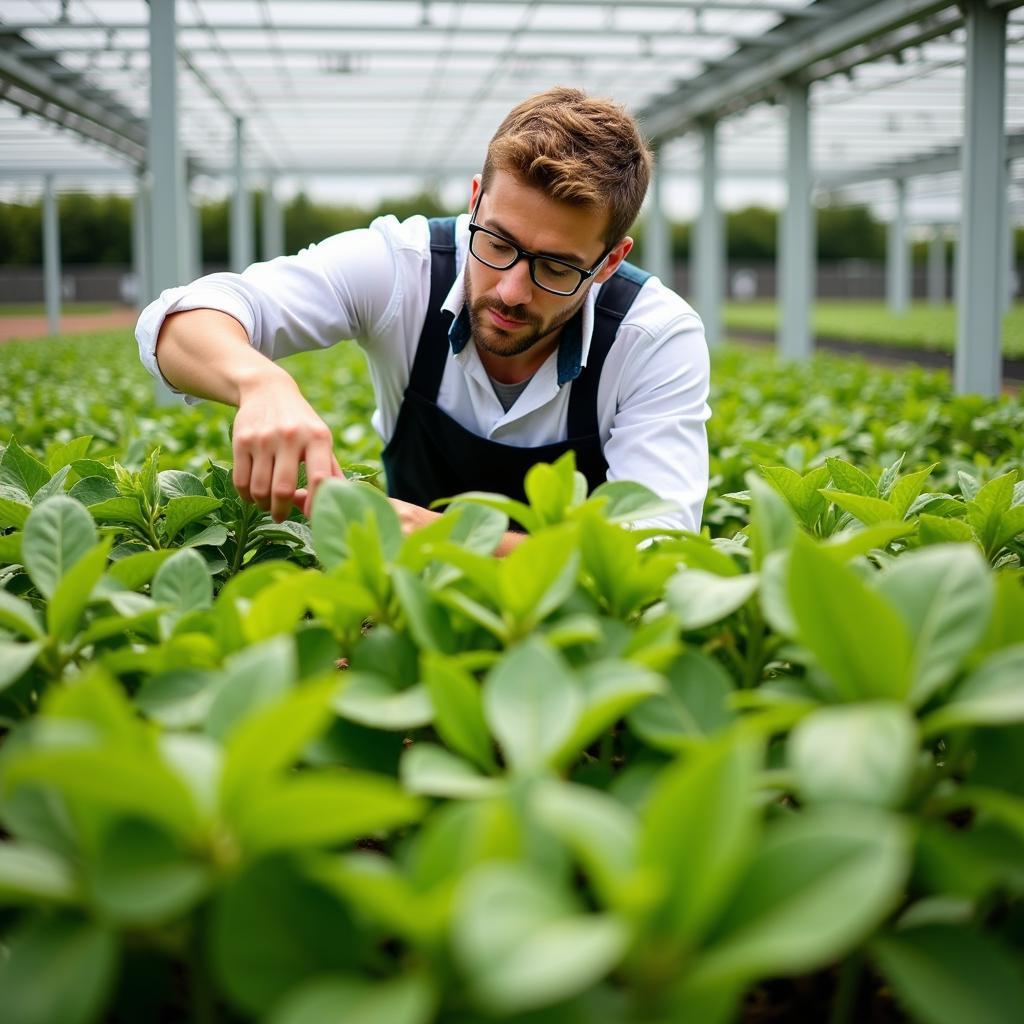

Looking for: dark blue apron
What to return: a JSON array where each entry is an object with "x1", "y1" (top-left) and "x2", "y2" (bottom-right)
[{"x1": 381, "y1": 216, "x2": 650, "y2": 507}]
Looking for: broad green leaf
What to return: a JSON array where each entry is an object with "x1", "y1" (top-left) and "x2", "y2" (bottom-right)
[
  {"x1": 421, "y1": 651, "x2": 496, "y2": 771},
  {"x1": 692, "y1": 807, "x2": 910, "y2": 987},
  {"x1": 400, "y1": 743, "x2": 503, "y2": 800},
  {"x1": 445, "y1": 500, "x2": 509, "y2": 554},
  {"x1": 525, "y1": 454, "x2": 583, "y2": 526},
  {"x1": 530, "y1": 779, "x2": 640, "y2": 911},
  {"x1": 30, "y1": 465, "x2": 71, "y2": 505},
  {"x1": 979, "y1": 572, "x2": 1024, "y2": 655},
  {"x1": 136, "y1": 669, "x2": 223, "y2": 729},
  {"x1": 312, "y1": 478, "x2": 402, "y2": 569},
  {"x1": 820, "y1": 489, "x2": 900, "y2": 526},
  {"x1": 991, "y1": 504, "x2": 1024, "y2": 556},
  {"x1": 638, "y1": 733, "x2": 760, "y2": 945},
  {"x1": 231, "y1": 772, "x2": 424, "y2": 854},
  {"x1": 22, "y1": 496, "x2": 97, "y2": 599},
  {"x1": 823, "y1": 522, "x2": 915, "y2": 562},
  {"x1": 483, "y1": 640, "x2": 583, "y2": 773},
  {"x1": 0, "y1": 589, "x2": 44, "y2": 638},
  {"x1": 666, "y1": 568, "x2": 759, "y2": 630},
  {"x1": 0, "y1": 438, "x2": 51, "y2": 498},
  {"x1": 106, "y1": 548, "x2": 175, "y2": 589},
  {"x1": 46, "y1": 538, "x2": 111, "y2": 642},
  {"x1": 70, "y1": 458, "x2": 115, "y2": 482},
  {"x1": 67, "y1": 475, "x2": 118, "y2": 506},
  {"x1": 0, "y1": 842, "x2": 76, "y2": 905},
  {"x1": 918, "y1": 513, "x2": 974, "y2": 546},
  {"x1": 162, "y1": 494, "x2": 222, "y2": 541},
  {"x1": 587, "y1": 479, "x2": 680, "y2": 525},
  {"x1": 452, "y1": 862, "x2": 629, "y2": 1014},
  {"x1": 499, "y1": 527, "x2": 580, "y2": 630},
  {"x1": 268, "y1": 972, "x2": 436, "y2": 1024},
  {"x1": 787, "y1": 533, "x2": 913, "y2": 701},
  {"x1": 391, "y1": 565, "x2": 455, "y2": 653},
  {"x1": 334, "y1": 674, "x2": 433, "y2": 730},
  {"x1": 789, "y1": 703, "x2": 917, "y2": 808},
  {"x1": 158, "y1": 469, "x2": 207, "y2": 499},
  {"x1": 209, "y1": 857, "x2": 361, "y2": 1017},
  {"x1": 45, "y1": 436, "x2": 92, "y2": 475},
  {"x1": 439, "y1": 489, "x2": 536, "y2": 530},
  {"x1": 90, "y1": 817, "x2": 211, "y2": 924},
  {"x1": 747, "y1": 472, "x2": 796, "y2": 570},
  {"x1": 761, "y1": 464, "x2": 829, "y2": 529},
  {"x1": 0, "y1": 914, "x2": 117, "y2": 1024},
  {"x1": 966, "y1": 471, "x2": 1016, "y2": 554},
  {"x1": 0, "y1": 529, "x2": 23, "y2": 564},
  {"x1": 871, "y1": 925, "x2": 1024, "y2": 1024},
  {"x1": 220, "y1": 677, "x2": 338, "y2": 811},
  {"x1": 151, "y1": 547, "x2": 212, "y2": 613},
  {"x1": 875, "y1": 544, "x2": 993, "y2": 706},
  {"x1": 627, "y1": 651, "x2": 735, "y2": 751},
  {"x1": 0, "y1": 492, "x2": 31, "y2": 528},
  {"x1": 87, "y1": 495, "x2": 149, "y2": 530},
  {"x1": 664, "y1": 533, "x2": 742, "y2": 576},
  {"x1": 180, "y1": 522, "x2": 229, "y2": 548},
  {"x1": 922, "y1": 646, "x2": 1024, "y2": 737},
  {"x1": 205, "y1": 636, "x2": 296, "y2": 740},
  {"x1": 889, "y1": 464, "x2": 936, "y2": 519},
  {"x1": 825, "y1": 457, "x2": 877, "y2": 497}
]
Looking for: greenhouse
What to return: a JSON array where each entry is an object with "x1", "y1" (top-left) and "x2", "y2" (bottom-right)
[{"x1": 1, "y1": 2, "x2": 1023, "y2": 1022}]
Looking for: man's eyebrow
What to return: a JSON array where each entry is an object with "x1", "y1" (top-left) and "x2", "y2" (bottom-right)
[{"x1": 484, "y1": 218, "x2": 588, "y2": 266}]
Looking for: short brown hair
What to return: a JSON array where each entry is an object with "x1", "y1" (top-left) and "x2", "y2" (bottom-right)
[{"x1": 481, "y1": 86, "x2": 652, "y2": 247}]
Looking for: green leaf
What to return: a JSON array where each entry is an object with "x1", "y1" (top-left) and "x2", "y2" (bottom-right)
[
  {"x1": 787, "y1": 533, "x2": 913, "y2": 701},
  {"x1": 875, "y1": 544, "x2": 993, "y2": 706},
  {"x1": 136, "y1": 669, "x2": 223, "y2": 729},
  {"x1": 761, "y1": 464, "x2": 829, "y2": 529},
  {"x1": 268, "y1": 973, "x2": 436, "y2": 1024},
  {"x1": 789, "y1": 703, "x2": 917, "y2": 808},
  {"x1": 918, "y1": 513, "x2": 974, "y2": 545},
  {"x1": 334, "y1": 674, "x2": 433, "y2": 730},
  {"x1": 638, "y1": 733, "x2": 760, "y2": 945},
  {"x1": 0, "y1": 492, "x2": 31, "y2": 528},
  {"x1": 692, "y1": 807, "x2": 910, "y2": 987},
  {"x1": 22, "y1": 496, "x2": 97, "y2": 599},
  {"x1": 627, "y1": 651, "x2": 735, "y2": 751},
  {"x1": 0, "y1": 438, "x2": 51, "y2": 498},
  {"x1": 87, "y1": 495, "x2": 149, "y2": 530},
  {"x1": 312, "y1": 478, "x2": 402, "y2": 569},
  {"x1": 499, "y1": 527, "x2": 580, "y2": 630},
  {"x1": 991, "y1": 504, "x2": 1024, "y2": 556},
  {"x1": 823, "y1": 522, "x2": 915, "y2": 561},
  {"x1": 0, "y1": 842, "x2": 77, "y2": 905},
  {"x1": 483, "y1": 640, "x2": 583, "y2": 773},
  {"x1": 440, "y1": 490, "x2": 537, "y2": 532},
  {"x1": 421, "y1": 651, "x2": 496, "y2": 771},
  {"x1": 666, "y1": 568, "x2": 759, "y2": 630},
  {"x1": 871, "y1": 925, "x2": 1024, "y2": 1024},
  {"x1": 47, "y1": 538, "x2": 111, "y2": 642},
  {"x1": 45, "y1": 436, "x2": 92, "y2": 475},
  {"x1": 966, "y1": 471, "x2": 1016, "y2": 554},
  {"x1": 400, "y1": 743, "x2": 503, "y2": 800},
  {"x1": 747, "y1": 472, "x2": 796, "y2": 570},
  {"x1": 151, "y1": 547, "x2": 212, "y2": 613},
  {"x1": 90, "y1": 817, "x2": 210, "y2": 925},
  {"x1": 525, "y1": 454, "x2": 584, "y2": 526},
  {"x1": 30, "y1": 465, "x2": 71, "y2": 505},
  {"x1": 106, "y1": 548, "x2": 175, "y2": 589},
  {"x1": 889, "y1": 464, "x2": 936, "y2": 519},
  {"x1": 820, "y1": 490, "x2": 900, "y2": 526},
  {"x1": 231, "y1": 772, "x2": 424, "y2": 854},
  {"x1": 0, "y1": 589, "x2": 44, "y2": 638},
  {"x1": 587, "y1": 479, "x2": 680, "y2": 525},
  {"x1": 162, "y1": 495, "x2": 222, "y2": 541},
  {"x1": 67, "y1": 476, "x2": 118, "y2": 507},
  {"x1": 922, "y1": 646, "x2": 1024, "y2": 737},
  {"x1": 70, "y1": 459, "x2": 115, "y2": 482},
  {"x1": 452, "y1": 862, "x2": 629, "y2": 1014},
  {"x1": 825, "y1": 457, "x2": 878, "y2": 498},
  {"x1": 158, "y1": 469, "x2": 207, "y2": 499},
  {"x1": 0, "y1": 914, "x2": 117, "y2": 1024},
  {"x1": 205, "y1": 636, "x2": 296, "y2": 740},
  {"x1": 209, "y1": 857, "x2": 361, "y2": 1018},
  {"x1": 391, "y1": 566, "x2": 455, "y2": 653}
]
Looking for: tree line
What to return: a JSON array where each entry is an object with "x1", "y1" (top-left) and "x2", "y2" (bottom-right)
[{"x1": 0, "y1": 189, "x2": 988, "y2": 267}]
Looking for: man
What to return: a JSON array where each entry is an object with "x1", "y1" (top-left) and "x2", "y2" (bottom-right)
[{"x1": 137, "y1": 87, "x2": 710, "y2": 554}]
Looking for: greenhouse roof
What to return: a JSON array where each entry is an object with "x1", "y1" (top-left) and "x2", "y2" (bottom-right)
[{"x1": 0, "y1": 0, "x2": 1022, "y2": 218}]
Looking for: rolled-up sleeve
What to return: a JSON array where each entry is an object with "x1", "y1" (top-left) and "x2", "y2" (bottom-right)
[
  {"x1": 602, "y1": 313, "x2": 711, "y2": 534},
  {"x1": 135, "y1": 224, "x2": 400, "y2": 401}
]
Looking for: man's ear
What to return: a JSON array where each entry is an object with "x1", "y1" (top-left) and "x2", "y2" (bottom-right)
[
  {"x1": 469, "y1": 174, "x2": 482, "y2": 213},
  {"x1": 595, "y1": 237, "x2": 633, "y2": 283}
]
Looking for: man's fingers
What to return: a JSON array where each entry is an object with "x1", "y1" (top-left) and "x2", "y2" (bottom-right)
[
  {"x1": 269, "y1": 449, "x2": 300, "y2": 523},
  {"x1": 331, "y1": 454, "x2": 345, "y2": 478},
  {"x1": 233, "y1": 449, "x2": 254, "y2": 503},
  {"x1": 248, "y1": 451, "x2": 274, "y2": 512},
  {"x1": 303, "y1": 438, "x2": 335, "y2": 510}
]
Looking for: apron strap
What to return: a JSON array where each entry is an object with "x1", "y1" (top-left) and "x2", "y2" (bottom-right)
[
  {"x1": 566, "y1": 261, "x2": 651, "y2": 438},
  {"x1": 408, "y1": 216, "x2": 458, "y2": 401}
]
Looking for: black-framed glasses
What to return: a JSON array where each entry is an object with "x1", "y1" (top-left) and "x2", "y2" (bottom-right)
[{"x1": 468, "y1": 192, "x2": 611, "y2": 297}]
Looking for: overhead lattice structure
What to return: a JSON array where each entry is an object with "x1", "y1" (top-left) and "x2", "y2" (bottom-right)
[{"x1": 1, "y1": 1, "x2": 1021, "y2": 394}]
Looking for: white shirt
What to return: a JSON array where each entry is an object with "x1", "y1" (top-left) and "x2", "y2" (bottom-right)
[{"x1": 136, "y1": 212, "x2": 710, "y2": 532}]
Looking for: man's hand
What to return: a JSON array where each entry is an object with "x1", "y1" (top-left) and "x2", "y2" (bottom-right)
[
  {"x1": 232, "y1": 373, "x2": 343, "y2": 522},
  {"x1": 389, "y1": 496, "x2": 442, "y2": 535}
]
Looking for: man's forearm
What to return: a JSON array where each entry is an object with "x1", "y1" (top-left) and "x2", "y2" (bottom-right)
[{"x1": 155, "y1": 308, "x2": 295, "y2": 406}]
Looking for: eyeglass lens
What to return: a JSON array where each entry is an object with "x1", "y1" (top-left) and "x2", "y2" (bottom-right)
[{"x1": 470, "y1": 229, "x2": 583, "y2": 295}]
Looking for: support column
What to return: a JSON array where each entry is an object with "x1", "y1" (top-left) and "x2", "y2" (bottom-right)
[
  {"x1": 644, "y1": 145, "x2": 672, "y2": 287},
  {"x1": 149, "y1": 0, "x2": 188, "y2": 294},
  {"x1": 695, "y1": 118, "x2": 724, "y2": 348},
  {"x1": 1003, "y1": 174, "x2": 1014, "y2": 312},
  {"x1": 231, "y1": 117, "x2": 253, "y2": 272},
  {"x1": 778, "y1": 79, "x2": 812, "y2": 361},
  {"x1": 189, "y1": 189, "x2": 202, "y2": 280},
  {"x1": 261, "y1": 178, "x2": 284, "y2": 261},
  {"x1": 42, "y1": 174, "x2": 61, "y2": 337},
  {"x1": 927, "y1": 225, "x2": 946, "y2": 306},
  {"x1": 132, "y1": 175, "x2": 152, "y2": 308},
  {"x1": 955, "y1": 0, "x2": 1006, "y2": 396},
  {"x1": 886, "y1": 178, "x2": 909, "y2": 314}
]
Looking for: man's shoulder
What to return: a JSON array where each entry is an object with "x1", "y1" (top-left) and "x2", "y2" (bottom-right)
[{"x1": 613, "y1": 270, "x2": 704, "y2": 343}]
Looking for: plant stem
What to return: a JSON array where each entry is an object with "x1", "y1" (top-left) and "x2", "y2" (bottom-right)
[
  {"x1": 829, "y1": 952, "x2": 863, "y2": 1024},
  {"x1": 230, "y1": 510, "x2": 252, "y2": 576}
]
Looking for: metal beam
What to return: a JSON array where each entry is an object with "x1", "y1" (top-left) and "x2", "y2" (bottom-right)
[
  {"x1": 231, "y1": 117, "x2": 253, "y2": 273},
  {"x1": 927, "y1": 225, "x2": 946, "y2": 305},
  {"x1": 695, "y1": 119, "x2": 724, "y2": 348},
  {"x1": 887, "y1": 179, "x2": 910, "y2": 314},
  {"x1": 778, "y1": 79, "x2": 813, "y2": 362},
  {"x1": 42, "y1": 173, "x2": 61, "y2": 337},
  {"x1": 643, "y1": 147, "x2": 672, "y2": 286},
  {"x1": 955, "y1": 0, "x2": 1007, "y2": 396},
  {"x1": 132, "y1": 176, "x2": 151, "y2": 308},
  {"x1": 262, "y1": 181, "x2": 284, "y2": 261}
]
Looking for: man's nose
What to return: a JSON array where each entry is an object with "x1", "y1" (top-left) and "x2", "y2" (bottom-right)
[{"x1": 496, "y1": 259, "x2": 533, "y2": 307}]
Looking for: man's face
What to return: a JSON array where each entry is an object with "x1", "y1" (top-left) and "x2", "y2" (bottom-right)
[{"x1": 465, "y1": 170, "x2": 629, "y2": 362}]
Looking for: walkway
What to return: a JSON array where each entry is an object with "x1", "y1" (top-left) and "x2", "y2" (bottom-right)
[{"x1": 0, "y1": 308, "x2": 139, "y2": 344}]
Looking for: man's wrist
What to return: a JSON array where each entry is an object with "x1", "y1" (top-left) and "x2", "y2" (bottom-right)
[{"x1": 235, "y1": 362, "x2": 298, "y2": 406}]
